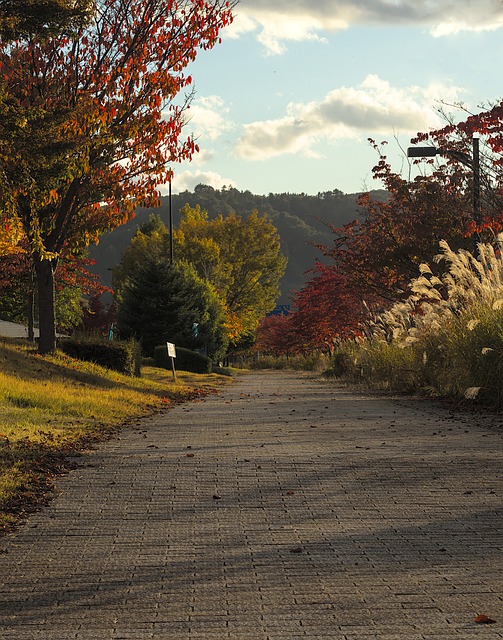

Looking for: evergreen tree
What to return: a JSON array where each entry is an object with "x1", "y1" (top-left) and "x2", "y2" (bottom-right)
[
  {"x1": 112, "y1": 214, "x2": 170, "y2": 296},
  {"x1": 116, "y1": 257, "x2": 227, "y2": 359}
]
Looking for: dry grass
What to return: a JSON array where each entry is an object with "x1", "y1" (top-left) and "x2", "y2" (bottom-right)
[
  {"x1": 0, "y1": 338, "x2": 232, "y2": 532},
  {"x1": 334, "y1": 237, "x2": 503, "y2": 405}
]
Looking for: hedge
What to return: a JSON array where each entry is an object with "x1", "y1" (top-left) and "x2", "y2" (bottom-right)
[
  {"x1": 59, "y1": 338, "x2": 142, "y2": 376},
  {"x1": 154, "y1": 344, "x2": 212, "y2": 374}
]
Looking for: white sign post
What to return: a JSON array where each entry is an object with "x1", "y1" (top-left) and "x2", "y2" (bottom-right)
[{"x1": 166, "y1": 342, "x2": 176, "y2": 380}]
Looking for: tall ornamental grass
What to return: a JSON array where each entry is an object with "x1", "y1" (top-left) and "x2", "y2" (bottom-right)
[{"x1": 330, "y1": 237, "x2": 503, "y2": 406}]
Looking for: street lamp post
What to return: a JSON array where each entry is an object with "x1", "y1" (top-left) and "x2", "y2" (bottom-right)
[
  {"x1": 407, "y1": 135, "x2": 481, "y2": 229},
  {"x1": 472, "y1": 135, "x2": 481, "y2": 230},
  {"x1": 168, "y1": 178, "x2": 174, "y2": 265}
]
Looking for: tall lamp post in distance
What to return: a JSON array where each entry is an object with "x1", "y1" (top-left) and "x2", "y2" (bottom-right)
[
  {"x1": 407, "y1": 134, "x2": 481, "y2": 233},
  {"x1": 168, "y1": 177, "x2": 174, "y2": 265}
]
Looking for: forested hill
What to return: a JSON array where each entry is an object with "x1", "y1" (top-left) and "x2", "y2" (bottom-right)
[{"x1": 89, "y1": 185, "x2": 385, "y2": 303}]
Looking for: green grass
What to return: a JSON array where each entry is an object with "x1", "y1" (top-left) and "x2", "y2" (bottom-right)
[{"x1": 0, "y1": 338, "x2": 232, "y2": 532}]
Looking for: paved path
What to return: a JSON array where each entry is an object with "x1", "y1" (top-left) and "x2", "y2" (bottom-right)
[{"x1": 1, "y1": 370, "x2": 503, "y2": 639}]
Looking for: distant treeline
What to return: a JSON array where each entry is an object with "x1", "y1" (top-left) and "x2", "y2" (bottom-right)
[{"x1": 89, "y1": 185, "x2": 386, "y2": 303}]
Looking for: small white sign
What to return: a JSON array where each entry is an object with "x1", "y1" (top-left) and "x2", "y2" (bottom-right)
[{"x1": 166, "y1": 342, "x2": 176, "y2": 358}]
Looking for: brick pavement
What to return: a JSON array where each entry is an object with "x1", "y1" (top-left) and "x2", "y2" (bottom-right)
[{"x1": 1, "y1": 370, "x2": 503, "y2": 639}]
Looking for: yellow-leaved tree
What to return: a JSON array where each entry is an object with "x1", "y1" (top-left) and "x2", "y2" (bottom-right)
[
  {"x1": 0, "y1": 213, "x2": 24, "y2": 257},
  {"x1": 174, "y1": 205, "x2": 287, "y2": 346}
]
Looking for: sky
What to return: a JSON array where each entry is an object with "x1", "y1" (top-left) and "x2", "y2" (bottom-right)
[{"x1": 165, "y1": 0, "x2": 503, "y2": 197}]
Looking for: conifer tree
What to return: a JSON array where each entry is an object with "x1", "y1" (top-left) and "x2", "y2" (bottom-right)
[{"x1": 116, "y1": 258, "x2": 227, "y2": 358}]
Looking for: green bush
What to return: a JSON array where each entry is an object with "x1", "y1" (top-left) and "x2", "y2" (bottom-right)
[
  {"x1": 359, "y1": 341, "x2": 418, "y2": 391},
  {"x1": 250, "y1": 355, "x2": 290, "y2": 370},
  {"x1": 462, "y1": 309, "x2": 503, "y2": 405},
  {"x1": 327, "y1": 349, "x2": 354, "y2": 377},
  {"x1": 154, "y1": 344, "x2": 212, "y2": 374},
  {"x1": 59, "y1": 337, "x2": 142, "y2": 376}
]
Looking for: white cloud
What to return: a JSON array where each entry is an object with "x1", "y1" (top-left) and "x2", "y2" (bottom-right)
[
  {"x1": 431, "y1": 19, "x2": 503, "y2": 37},
  {"x1": 231, "y1": 1, "x2": 503, "y2": 54},
  {"x1": 186, "y1": 148, "x2": 215, "y2": 166},
  {"x1": 182, "y1": 95, "x2": 234, "y2": 141},
  {"x1": 160, "y1": 170, "x2": 237, "y2": 194},
  {"x1": 235, "y1": 75, "x2": 461, "y2": 160}
]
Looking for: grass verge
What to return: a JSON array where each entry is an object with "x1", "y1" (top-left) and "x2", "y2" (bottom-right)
[{"x1": 0, "y1": 338, "x2": 232, "y2": 533}]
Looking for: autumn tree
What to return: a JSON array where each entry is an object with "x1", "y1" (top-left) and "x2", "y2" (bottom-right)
[
  {"x1": 0, "y1": 0, "x2": 235, "y2": 353},
  {"x1": 175, "y1": 205, "x2": 287, "y2": 345},
  {"x1": 318, "y1": 139, "x2": 476, "y2": 317},
  {"x1": 289, "y1": 262, "x2": 366, "y2": 353},
  {"x1": 0, "y1": 0, "x2": 92, "y2": 256},
  {"x1": 0, "y1": 248, "x2": 109, "y2": 335},
  {"x1": 411, "y1": 106, "x2": 503, "y2": 238},
  {"x1": 254, "y1": 263, "x2": 367, "y2": 358},
  {"x1": 0, "y1": 0, "x2": 92, "y2": 240},
  {"x1": 313, "y1": 104, "x2": 503, "y2": 336},
  {"x1": 174, "y1": 205, "x2": 228, "y2": 287},
  {"x1": 79, "y1": 293, "x2": 115, "y2": 335},
  {"x1": 254, "y1": 313, "x2": 295, "y2": 357}
]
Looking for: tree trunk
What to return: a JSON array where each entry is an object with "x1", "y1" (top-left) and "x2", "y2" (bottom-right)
[
  {"x1": 27, "y1": 270, "x2": 35, "y2": 342},
  {"x1": 34, "y1": 257, "x2": 57, "y2": 354}
]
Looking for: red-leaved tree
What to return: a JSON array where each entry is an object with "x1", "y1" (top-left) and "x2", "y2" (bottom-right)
[
  {"x1": 289, "y1": 262, "x2": 366, "y2": 353},
  {"x1": 254, "y1": 263, "x2": 367, "y2": 357},
  {"x1": 317, "y1": 139, "x2": 476, "y2": 321},
  {"x1": 0, "y1": 245, "x2": 110, "y2": 338},
  {"x1": 0, "y1": 0, "x2": 235, "y2": 352},
  {"x1": 412, "y1": 104, "x2": 503, "y2": 237},
  {"x1": 254, "y1": 314, "x2": 296, "y2": 358}
]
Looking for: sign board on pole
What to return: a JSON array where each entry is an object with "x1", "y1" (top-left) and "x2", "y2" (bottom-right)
[{"x1": 166, "y1": 342, "x2": 177, "y2": 379}]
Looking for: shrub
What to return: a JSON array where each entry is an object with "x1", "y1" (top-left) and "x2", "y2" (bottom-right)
[
  {"x1": 59, "y1": 337, "x2": 142, "y2": 376},
  {"x1": 462, "y1": 309, "x2": 503, "y2": 405},
  {"x1": 327, "y1": 349, "x2": 354, "y2": 377},
  {"x1": 250, "y1": 355, "x2": 290, "y2": 370},
  {"x1": 154, "y1": 344, "x2": 212, "y2": 374}
]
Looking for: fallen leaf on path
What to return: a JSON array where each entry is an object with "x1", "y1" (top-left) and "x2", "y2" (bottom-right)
[{"x1": 474, "y1": 615, "x2": 496, "y2": 624}]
